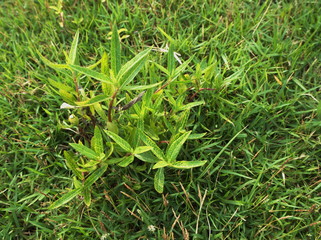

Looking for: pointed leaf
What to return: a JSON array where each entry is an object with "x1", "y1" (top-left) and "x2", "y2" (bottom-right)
[
  {"x1": 48, "y1": 78, "x2": 74, "y2": 92},
  {"x1": 64, "y1": 151, "x2": 84, "y2": 180},
  {"x1": 179, "y1": 100, "x2": 205, "y2": 111},
  {"x1": 83, "y1": 165, "x2": 108, "y2": 189},
  {"x1": 48, "y1": 188, "x2": 82, "y2": 209},
  {"x1": 37, "y1": 50, "x2": 68, "y2": 70},
  {"x1": 122, "y1": 82, "x2": 161, "y2": 91},
  {"x1": 105, "y1": 130, "x2": 133, "y2": 152},
  {"x1": 69, "y1": 65, "x2": 113, "y2": 84},
  {"x1": 135, "y1": 152, "x2": 159, "y2": 163},
  {"x1": 154, "y1": 168, "x2": 165, "y2": 193},
  {"x1": 68, "y1": 30, "x2": 79, "y2": 65},
  {"x1": 133, "y1": 146, "x2": 153, "y2": 155},
  {"x1": 83, "y1": 187, "x2": 91, "y2": 207},
  {"x1": 153, "y1": 161, "x2": 170, "y2": 169},
  {"x1": 170, "y1": 160, "x2": 207, "y2": 169},
  {"x1": 117, "y1": 48, "x2": 151, "y2": 89},
  {"x1": 138, "y1": 130, "x2": 165, "y2": 161},
  {"x1": 118, "y1": 155, "x2": 134, "y2": 167},
  {"x1": 92, "y1": 126, "x2": 103, "y2": 154},
  {"x1": 166, "y1": 131, "x2": 191, "y2": 162},
  {"x1": 75, "y1": 94, "x2": 111, "y2": 106},
  {"x1": 69, "y1": 143, "x2": 100, "y2": 160}
]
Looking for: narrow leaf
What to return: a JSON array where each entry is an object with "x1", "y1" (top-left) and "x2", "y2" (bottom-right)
[
  {"x1": 37, "y1": 50, "x2": 68, "y2": 70},
  {"x1": 118, "y1": 155, "x2": 134, "y2": 167},
  {"x1": 170, "y1": 160, "x2": 207, "y2": 169},
  {"x1": 64, "y1": 151, "x2": 84, "y2": 180},
  {"x1": 75, "y1": 95, "x2": 110, "y2": 106},
  {"x1": 93, "y1": 126, "x2": 103, "y2": 155},
  {"x1": 105, "y1": 130, "x2": 133, "y2": 152},
  {"x1": 48, "y1": 78, "x2": 74, "y2": 92},
  {"x1": 135, "y1": 152, "x2": 159, "y2": 163},
  {"x1": 117, "y1": 48, "x2": 151, "y2": 89},
  {"x1": 138, "y1": 130, "x2": 165, "y2": 161},
  {"x1": 154, "y1": 168, "x2": 165, "y2": 193},
  {"x1": 69, "y1": 65, "x2": 113, "y2": 84},
  {"x1": 166, "y1": 131, "x2": 191, "y2": 162},
  {"x1": 122, "y1": 82, "x2": 161, "y2": 91},
  {"x1": 83, "y1": 187, "x2": 91, "y2": 207},
  {"x1": 83, "y1": 165, "x2": 108, "y2": 189},
  {"x1": 48, "y1": 188, "x2": 82, "y2": 209},
  {"x1": 179, "y1": 100, "x2": 205, "y2": 111},
  {"x1": 153, "y1": 161, "x2": 170, "y2": 169},
  {"x1": 68, "y1": 30, "x2": 79, "y2": 65},
  {"x1": 133, "y1": 146, "x2": 153, "y2": 155},
  {"x1": 69, "y1": 143, "x2": 99, "y2": 160},
  {"x1": 111, "y1": 25, "x2": 121, "y2": 75}
]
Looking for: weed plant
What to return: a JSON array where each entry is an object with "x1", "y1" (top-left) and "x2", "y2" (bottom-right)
[{"x1": 1, "y1": 0, "x2": 321, "y2": 239}]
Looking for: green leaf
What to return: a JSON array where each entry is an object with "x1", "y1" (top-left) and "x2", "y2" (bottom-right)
[
  {"x1": 152, "y1": 161, "x2": 170, "y2": 169},
  {"x1": 69, "y1": 65, "x2": 113, "y2": 84},
  {"x1": 68, "y1": 29, "x2": 79, "y2": 65},
  {"x1": 133, "y1": 146, "x2": 153, "y2": 155},
  {"x1": 154, "y1": 168, "x2": 165, "y2": 193},
  {"x1": 170, "y1": 160, "x2": 207, "y2": 169},
  {"x1": 153, "y1": 62, "x2": 170, "y2": 76},
  {"x1": 92, "y1": 126, "x2": 103, "y2": 155},
  {"x1": 188, "y1": 133, "x2": 207, "y2": 139},
  {"x1": 105, "y1": 130, "x2": 133, "y2": 152},
  {"x1": 59, "y1": 89, "x2": 76, "y2": 104},
  {"x1": 48, "y1": 188, "x2": 82, "y2": 209},
  {"x1": 138, "y1": 130, "x2": 165, "y2": 161},
  {"x1": 64, "y1": 151, "x2": 84, "y2": 180},
  {"x1": 172, "y1": 57, "x2": 193, "y2": 81},
  {"x1": 69, "y1": 143, "x2": 100, "y2": 160},
  {"x1": 122, "y1": 82, "x2": 162, "y2": 91},
  {"x1": 83, "y1": 165, "x2": 108, "y2": 189},
  {"x1": 48, "y1": 78, "x2": 74, "y2": 92},
  {"x1": 135, "y1": 152, "x2": 159, "y2": 163},
  {"x1": 111, "y1": 25, "x2": 121, "y2": 75},
  {"x1": 83, "y1": 187, "x2": 91, "y2": 207},
  {"x1": 117, "y1": 48, "x2": 151, "y2": 89},
  {"x1": 118, "y1": 155, "x2": 134, "y2": 167},
  {"x1": 37, "y1": 50, "x2": 69, "y2": 70},
  {"x1": 179, "y1": 100, "x2": 205, "y2": 111},
  {"x1": 166, "y1": 131, "x2": 191, "y2": 163},
  {"x1": 107, "y1": 157, "x2": 124, "y2": 164},
  {"x1": 75, "y1": 94, "x2": 110, "y2": 106}
]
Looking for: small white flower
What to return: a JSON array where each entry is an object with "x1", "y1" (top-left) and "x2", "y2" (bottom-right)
[{"x1": 147, "y1": 225, "x2": 156, "y2": 232}]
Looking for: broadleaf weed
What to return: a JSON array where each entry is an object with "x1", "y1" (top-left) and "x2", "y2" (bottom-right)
[{"x1": 39, "y1": 26, "x2": 207, "y2": 208}]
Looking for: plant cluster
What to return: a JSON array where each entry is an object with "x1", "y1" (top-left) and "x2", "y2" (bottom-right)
[{"x1": 38, "y1": 26, "x2": 207, "y2": 209}]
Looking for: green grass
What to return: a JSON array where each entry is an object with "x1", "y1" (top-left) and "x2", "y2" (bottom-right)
[{"x1": 1, "y1": 0, "x2": 321, "y2": 239}]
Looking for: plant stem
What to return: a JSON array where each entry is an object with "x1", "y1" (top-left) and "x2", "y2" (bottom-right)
[{"x1": 108, "y1": 89, "x2": 118, "y2": 122}]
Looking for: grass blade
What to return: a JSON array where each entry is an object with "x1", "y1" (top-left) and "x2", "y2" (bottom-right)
[{"x1": 111, "y1": 25, "x2": 121, "y2": 75}]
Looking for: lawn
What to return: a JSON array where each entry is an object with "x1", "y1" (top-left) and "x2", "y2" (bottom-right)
[{"x1": 1, "y1": 0, "x2": 321, "y2": 239}]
